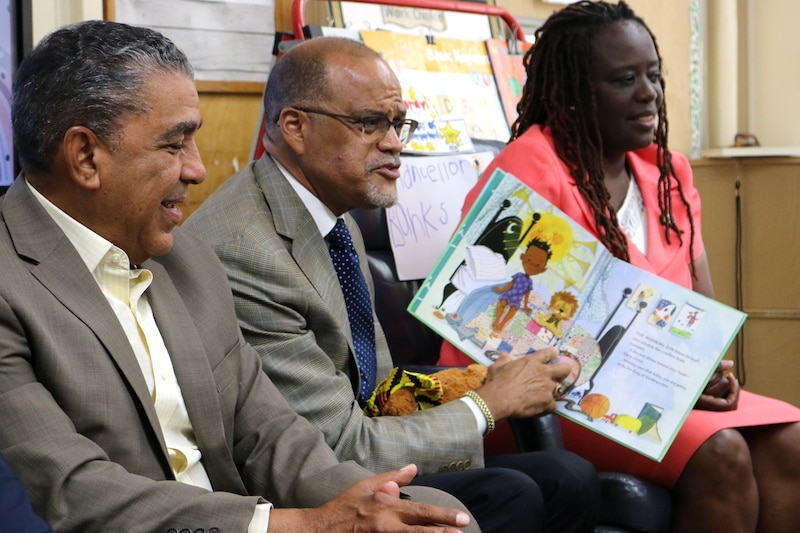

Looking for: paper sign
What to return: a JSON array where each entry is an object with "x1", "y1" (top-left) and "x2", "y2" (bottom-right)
[{"x1": 388, "y1": 152, "x2": 494, "y2": 280}]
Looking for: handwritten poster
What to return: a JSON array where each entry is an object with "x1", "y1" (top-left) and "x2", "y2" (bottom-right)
[{"x1": 389, "y1": 152, "x2": 494, "y2": 280}]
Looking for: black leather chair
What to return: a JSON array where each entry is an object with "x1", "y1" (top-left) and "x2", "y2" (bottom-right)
[{"x1": 351, "y1": 200, "x2": 673, "y2": 533}]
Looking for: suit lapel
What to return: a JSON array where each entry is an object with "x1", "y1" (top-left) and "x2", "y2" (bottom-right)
[
  {"x1": 254, "y1": 157, "x2": 353, "y2": 345},
  {"x1": 4, "y1": 181, "x2": 167, "y2": 454},
  {"x1": 144, "y1": 259, "x2": 244, "y2": 492}
]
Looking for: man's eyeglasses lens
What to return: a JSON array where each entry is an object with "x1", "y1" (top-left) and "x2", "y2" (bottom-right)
[
  {"x1": 294, "y1": 107, "x2": 418, "y2": 144},
  {"x1": 359, "y1": 116, "x2": 418, "y2": 144}
]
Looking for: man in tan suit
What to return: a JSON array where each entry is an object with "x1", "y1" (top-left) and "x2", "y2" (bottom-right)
[
  {"x1": 186, "y1": 36, "x2": 599, "y2": 533},
  {"x1": 0, "y1": 20, "x2": 475, "y2": 533}
]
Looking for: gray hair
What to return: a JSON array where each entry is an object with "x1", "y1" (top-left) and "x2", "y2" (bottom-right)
[{"x1": 12, "y1": 19, "x2": 194, "y2": 174}]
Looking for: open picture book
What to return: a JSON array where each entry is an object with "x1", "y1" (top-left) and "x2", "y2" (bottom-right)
[{"x1": 408, "y1": 168, "x2": 746, "y2": 461}]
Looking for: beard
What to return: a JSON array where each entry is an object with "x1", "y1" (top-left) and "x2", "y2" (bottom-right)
[{"x1": 364, "y1": 178, "x2": 398, "y2": 209}]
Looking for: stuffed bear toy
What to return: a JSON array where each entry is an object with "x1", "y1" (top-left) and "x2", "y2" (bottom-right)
[{"x1": 364, "y1": 364, "x2": 488, "y2": 417}]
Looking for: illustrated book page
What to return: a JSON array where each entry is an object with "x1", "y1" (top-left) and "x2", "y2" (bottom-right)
[{"x1": 409, "y1": 168, "x2": 746, "y2": 461}]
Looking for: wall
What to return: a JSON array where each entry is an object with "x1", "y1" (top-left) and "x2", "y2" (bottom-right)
[
  {"x1": 30, "y1": 0, "x2": 102, "y2": 42},
  {"x1": 693, "y1": 157, "x2": 800, "y2": 406},
  {"x1": 748, "y1": 1, "x2": 800, "y2": 147},
  {"x1": 190, "y1": 91, "x2": 263, "y2": 217}
]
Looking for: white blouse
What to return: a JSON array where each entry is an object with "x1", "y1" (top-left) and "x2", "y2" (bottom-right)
[{"x1": 617, "y1": 177, "x2": 648, "y2": 256}]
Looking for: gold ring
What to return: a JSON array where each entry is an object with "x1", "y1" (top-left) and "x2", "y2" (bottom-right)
[{"x1": 553, "y1": 383, "x2": 564, "y2": 400}]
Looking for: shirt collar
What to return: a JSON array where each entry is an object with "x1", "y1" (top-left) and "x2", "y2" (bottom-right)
[
  {"x1": 270, "y1": 155, "x2": 339, "y2": 237},
  {"x1": 25, "y1": 178, "x2": 126, "y2": 273}
]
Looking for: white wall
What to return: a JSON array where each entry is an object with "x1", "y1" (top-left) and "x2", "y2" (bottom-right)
[
  {"x1": 748, "y1": 0, "x2": 800, "y2": 148},
  {"x1": 31, "y1": 0, "x2": 102, "y2": 44}
]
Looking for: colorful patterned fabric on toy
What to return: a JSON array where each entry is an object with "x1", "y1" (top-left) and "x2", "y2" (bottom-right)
[{"x1": 364, "y1": 367, "x2": 445, "y2": 416}]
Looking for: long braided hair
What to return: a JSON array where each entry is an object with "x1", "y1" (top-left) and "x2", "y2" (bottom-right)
[{"x1": 513, "y1": 0, "x2": 695, "y2": 273}]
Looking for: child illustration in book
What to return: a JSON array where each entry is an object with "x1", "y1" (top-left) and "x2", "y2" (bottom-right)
[
  {"x1": 648, "y1": 298, "x2": 677, "y2": 329},
  {"x1": 443, "y1": 205, "x2": 590, "y2": 363},
  {"x1": 491, "y1": 238, "x2": 552, "y2": 333}
]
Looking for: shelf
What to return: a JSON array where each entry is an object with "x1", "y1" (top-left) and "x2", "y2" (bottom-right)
[{"x1": 701, "y1": 146, "x2": 800, "y2": 158}]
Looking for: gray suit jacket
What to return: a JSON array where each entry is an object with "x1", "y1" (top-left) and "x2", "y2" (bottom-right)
[
  {"x1": 185, "y1": 156, "x2": 484, "y2": 476},
  {"x1": 0, "y1": 179, "x2": 380, "y2": 532}
]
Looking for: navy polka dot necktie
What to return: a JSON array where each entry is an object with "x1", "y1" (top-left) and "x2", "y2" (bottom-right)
[{"x1": 326, "y1": 218, "x2": 377, "y2": 404}]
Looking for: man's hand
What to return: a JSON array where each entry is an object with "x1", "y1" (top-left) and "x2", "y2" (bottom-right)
[
  {"x1": 475, "y1": 347, "x2": 572, "y2": 421},
  {"x1": 268, "y1": 465, "x2": 470, "y2": 532},
  {"x1": 695, "y1": 360, "x2": 740, "y2": 411}
]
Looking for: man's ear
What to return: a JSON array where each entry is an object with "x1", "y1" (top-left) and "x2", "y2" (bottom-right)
[
  {"x1": 62, "y1": 126, "x2": 104, "y2": 191},
  {"x1": 277, "y1": 108, "x2": 308, "y2": 156}
]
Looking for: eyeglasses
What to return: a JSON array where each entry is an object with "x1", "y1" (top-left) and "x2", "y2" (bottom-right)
[{"x1": 293, "y1": 106, "x2": 418, "y2": 144}]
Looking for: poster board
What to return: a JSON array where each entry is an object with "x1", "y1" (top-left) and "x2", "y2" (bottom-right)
[
  {"x1": 112, "y1": 0, "x2": 275, "y2": 83},
  {"x1": 361, "y1": 30, "x2": 511, "y2": 145},
  {"x1": 485, "y1": 38, "x2": 531, "y2": 127},
  {"x1": 389, "y1": 151, "x2": 494, "y2": 280}
]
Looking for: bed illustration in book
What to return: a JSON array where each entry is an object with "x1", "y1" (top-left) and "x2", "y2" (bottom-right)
[{"x1": 409, "y1": 168, "x2": 746, "y2": 461}]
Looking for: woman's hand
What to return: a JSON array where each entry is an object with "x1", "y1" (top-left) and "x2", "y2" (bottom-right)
[{"x1": 695, "y1": 360, "x2": 740, "y2": 411}]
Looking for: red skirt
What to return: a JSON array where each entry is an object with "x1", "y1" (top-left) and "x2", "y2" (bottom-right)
[
  {"x1": 440, "y1": 342, "x2": 800, "y2": 488},
  {"x1": 558, "y1": 390, "x2": 800, "y2": 487}
]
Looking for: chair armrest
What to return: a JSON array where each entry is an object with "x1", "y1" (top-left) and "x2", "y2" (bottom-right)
[
  {"x1": 596, "y1": 472, "x2": 673, "y2": 533},
  {"x1": 507, "y1": 414, "x2": 565, "y2": 450}
]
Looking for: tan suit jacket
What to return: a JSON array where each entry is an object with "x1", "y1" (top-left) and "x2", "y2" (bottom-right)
[
  {"x1": 185, "y1": 156, "x2": 484, "y2": 476},
  {"x1": 0, "y1": 178, "x2": 460, "y2": 531}
]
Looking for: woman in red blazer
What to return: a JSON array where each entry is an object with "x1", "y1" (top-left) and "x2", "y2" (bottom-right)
[{"x1": 440, "y1": 2, "x2": 800, "y2": 532}]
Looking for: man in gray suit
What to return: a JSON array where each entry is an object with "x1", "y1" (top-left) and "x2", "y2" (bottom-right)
[
  {"x1": 0, "y1": 20, "x2": 476, "y2": 533},
  {"x1": 186, "y1": 37, "x2": 599, "y2": 533}
]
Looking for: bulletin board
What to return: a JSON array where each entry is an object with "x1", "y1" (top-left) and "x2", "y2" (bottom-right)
[{"x1": 104, "y1": 0, "x2": 274, "y2": 92}]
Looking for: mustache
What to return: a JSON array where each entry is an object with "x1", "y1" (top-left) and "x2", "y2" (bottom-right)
[{"x1": 369, "y1": 157, "x2": 401, "y2": 171}]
